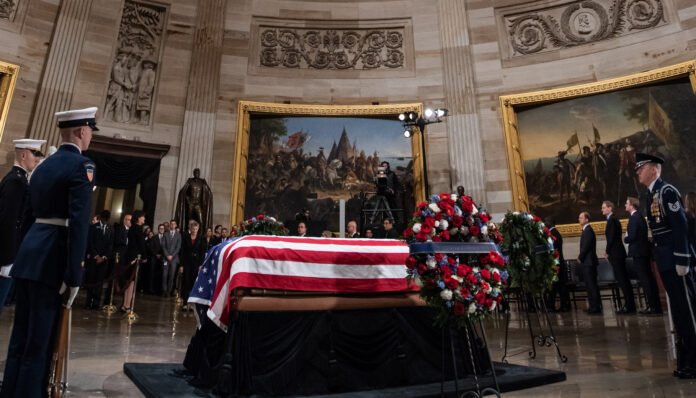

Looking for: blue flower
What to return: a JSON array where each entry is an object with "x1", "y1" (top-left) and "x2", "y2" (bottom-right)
[
  {"x1": 431, "y1": 194, "x2": 440, "y2": 202},
  {"x1": 252, "y1": 217, "x2": 257, "y2": 222},
  {"x1": 437, "y1": 281, "x2": 445, "y2": 289},
  {"x1": 500, "y1": 271, "x2": 509, "y2": 280},
  {"x1": 446, "y1": 301, "x2": 454, "y2": 308}
]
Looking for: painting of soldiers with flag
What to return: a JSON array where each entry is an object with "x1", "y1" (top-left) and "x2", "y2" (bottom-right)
[{"x1": 500, "y1": 61, "x2": 696, "y2": 231}]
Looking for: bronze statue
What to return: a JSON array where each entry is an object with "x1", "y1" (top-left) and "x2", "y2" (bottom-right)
[{"x1": 175, "y1": 168, "x2": 213, "y2": 232}]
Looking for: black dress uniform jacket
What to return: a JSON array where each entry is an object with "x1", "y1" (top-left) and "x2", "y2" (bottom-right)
[
  {"x1": 646, "y1": 178, "x2": 690, "y2": 272},
  {"x1": 0, "y1": 166, "x2": 31, "y2": 265},
  {"x1": 11, "y1": 144, "x2": 95, "y2": 288}
]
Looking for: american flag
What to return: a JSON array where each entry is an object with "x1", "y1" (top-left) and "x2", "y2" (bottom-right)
[{"x1": 188, "y1": 236, "x2": 412, "y2": 331}]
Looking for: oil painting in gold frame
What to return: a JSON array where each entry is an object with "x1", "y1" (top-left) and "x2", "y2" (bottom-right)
[
  {"x1": 230, "y1": 101, "x2": 427, "y2": 228},
  {"x1": 500, "y1": 60, "x2": 696, "y2": 236},
  {"x1": 0, "y1": 61, "x2": 20, "y2": 144}
]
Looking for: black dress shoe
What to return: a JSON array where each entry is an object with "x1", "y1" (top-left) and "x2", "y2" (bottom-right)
[
  {"x1": 674, "y1": 368, "x2": 696, "y2": 379},
  {"x1": 617, "y1": 307, "x2": 636, "y2": 314},
  {"x1": 639, "y1": 308, "x2": 652, "y2": 314}
]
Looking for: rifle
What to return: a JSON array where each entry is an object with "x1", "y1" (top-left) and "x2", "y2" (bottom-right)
[{"x1": 48, "y1": 305, "x2": 72, "y2": 397}]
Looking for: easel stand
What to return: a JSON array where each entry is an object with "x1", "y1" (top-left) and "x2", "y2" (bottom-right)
[{"x1": 502, "y1": 290, "x2": 567, "y2": 363}]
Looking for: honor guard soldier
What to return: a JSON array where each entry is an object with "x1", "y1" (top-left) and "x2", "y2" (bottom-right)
[
  {"x1": 0, "y1": 139, "x2": 46, "y2": 316},
  {"x1": 636, "y1": 153, "x2": 696, "y2": 379},
  {"x1": 0, "y1": 107, "x2": 98, "y2": 397}
]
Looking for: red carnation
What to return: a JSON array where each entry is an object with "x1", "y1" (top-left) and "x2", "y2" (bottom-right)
[
  {"x1": 485, "y1": 298, "x2": 494, "y2": 308},
  {"x1": 406, "y1": 256, "x2": 417, "y2": 269},
  {"x1": 454, "y1": 302, "x2": 466, "y2": 314},
  {"x1": 492, "y1": 272, "x2": 501, "y2": 282},
  {"x1": 416, "y1": 232, "x2": 428, "y2": 242},
  {"x1": 466, "y1": 273, "x2": 478, "y2": 284},
  {"x1": 480, "y1": 281, "x2": 490, "y2": 291},
  {"x1": 257, "y1": 215, "x2": 265, "y2": 220},
  {"x1": 403, "y1": 228, "x2": 413, "y2": 238},
  {"x1": 533, "y1": 215, "x2": 541, "y2": 222},
  {"x1": 435, "y1": 253, "x2": 443, "y2": 262},
  {"x1": 417, "y1": 264, "x2": 427, "y2": 275},
  {"x1": 475, "y1": 291, "x2": 486, "y2": 304},
  {"x1": 460, "y1": 198, "x2": 474, "y2": 213},
  {"x1": 480, "y1": 254, "x2": 490, "y2": 264},
  {"x1": 423, "y1": 217, "x2": 435, "y2": 228},
  {"x1": 452, "y1": 215, "x2": 463, "y2": 228},
  {"x1": 432, "y1": 235, "x2": 442, "y2": 242},
  {"x1": 457, "y1": 264, "x2": 472, "y2": 277},
  {"x1": 440, "y1": 230, "x2": 450, "y2": 241},
  {"x1": 435, "y1": 212, "x2": 444, "y2": 221},
  {"x1": 470, "y1": 225, "x2": 480, "y2": 236},
  {"x1": 439, "y1": 193, "x2": 451, "y2": 201},
  {"x1": 441, "y1": 265, "x2": 451, "y2": 278},
  {"x1": 554, "y1": 250, "x2": 560, "y2": 258},
  {"x1": 413, "y1": 211, "x2": 420, "y2": 216},
  {"x1": 445, "y1": 277, "x2": 458, "y2": 289},
  {"x1": 480, "y1": 214, "x2": 489, "y2": 223},
  {"x1": 448, "y1": 257, "x2": 457, "y2": 266},
  {"x1": 480, "y1": 269, "x2": 491, "y2": 280},
  {"x1": 460, "y1": 287, "x2": 470, "y2": 297},
  {"x1": 417, "y1": 201, "x2": 428, "y2": 209},
  {"x1": 495, "y1": 233, "x2": 503, "y2": 243},
  {"x1": 421, "y1": 224, "x2": 432, "y2": 234},
  {"x1": 247, "y1": 219, "x2": 253, "y2": 223},
  {"x1": 496, "y1": 295, "x2": 503, "y2": 304}
]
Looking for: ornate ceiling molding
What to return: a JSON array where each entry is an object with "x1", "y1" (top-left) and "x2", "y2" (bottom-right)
[
  {"x1": 248, "y1": 17, "x2": 415, "y2": 78},
  {"x1": 496, "y1": 0, "x2": 674, "y2": 61}
]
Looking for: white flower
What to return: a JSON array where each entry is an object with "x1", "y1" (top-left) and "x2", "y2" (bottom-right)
[
  {"x1": 472, "y1": 205, "x2": 478, "y2": 215},
  {"x1": 548, "y1": 237, "x2": 553, "y2": 244},
  {"x1": 473, "y1": 267, "x2": 480, "y2": 273},
  {"x1": 493, "y1": 287, "x2": 501, "y2": 295},
  {"x1": 460, "y1": 226, "x2": 469, "y2": 235},
  {"x1": 468, "y1": 303, "x2": 477, "y2": 314},
  {"x1": 451, "y1": 194, "x2": 458, "y2": 201},
  {"x1": 414, "y1": 277, "x2": 423, "y2": 287},
  {"x1": 426, "y1": 257, "x2": 437, "y2": 269},
  {"x1": 413, "y1": 223, "x2": 421, "y2": 233},
  {"x1": 449, "y1": 227, "x2": 458, "y2": 235},
  {"x1": 434, "y1": 220, "x2": 440, "y2": 228},
  {"x1": 513, "y1": 211, "x2": 520, "y2": 215},
  {"x1": 526, "y1": 214, "x2": 533, "y2": 220},
  {"x1": 429, "y1": 203, "x2": 441, "y2": 213},
  {"x1": 454, "y1": 275, "x2": 463, "y2": 283},
  {"x1": 481, "y1": 225, "x2": 488, "y2": 235},
  {"x1": 440, "y1": 220, "x2": 449, "y2": 230},
  {"x1": 489, "y1": 301, "x2": 497, "y2": 310},
  {"x1": 469, "y1": 236, "x2": 479, "y2": 243},
  {"x1": 483, "y1": 284, "x2": 492, "y2": 293},
  {"x1": 440, "y1": 289, "x2": 453, "y2": 301}
]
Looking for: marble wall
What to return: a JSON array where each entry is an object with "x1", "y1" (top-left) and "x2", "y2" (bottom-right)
[{"x1": 0, "y1": 0, "x2": 695, "y2": 227}]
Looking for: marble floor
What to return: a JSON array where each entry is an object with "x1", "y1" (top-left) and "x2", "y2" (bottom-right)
[{"x1": 0, "y1": 294, "x2": 694, "y2": 397}]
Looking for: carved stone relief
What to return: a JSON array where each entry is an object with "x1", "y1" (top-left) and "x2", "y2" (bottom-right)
[
  {"x1": 104, "y1": 0, "x2": 166, "y2": 126},
  {"x1": 259, "y1": 27, "x2": 405, "y2": 70},
  {"x1": 0, "y1": 0, "x2": 18, "y2": 21},
  {"x1": 500, "y1": 0, "x2": 669, "y2": 57}
]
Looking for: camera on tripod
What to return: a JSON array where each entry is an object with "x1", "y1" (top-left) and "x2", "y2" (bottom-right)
[{"x1": 375, "y1": 166, "x2": 388, "y2": 196}]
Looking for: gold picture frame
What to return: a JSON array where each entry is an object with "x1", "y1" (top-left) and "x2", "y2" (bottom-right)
[
  {"x1": 0, "y1": 61, "x2": 20, "y2": 144},
  {"x1": 230, "y1": 101, "x2": 427, "y2": 227},
  {"x1": 500, "y1": 60, "x2": 696, "y2": 236}
]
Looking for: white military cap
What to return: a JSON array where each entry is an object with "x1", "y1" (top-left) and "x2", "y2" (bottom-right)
[
  {"x1": 13, "y1": 138, "x2": 47, "y2": 152},
  {"x1": 55, "y1": 107, "x2": 100, "y2": 131}
]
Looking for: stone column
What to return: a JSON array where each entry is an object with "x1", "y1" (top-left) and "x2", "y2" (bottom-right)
[
  {"x1": 30, "y1": 0, "x2": 94, "y2": 147},
  {"x1": 174, "y1": 0, "x2": 225, "y2": 191},
  {"x1": 437, "y1": 0, "x2": 486, "y2": 203}
]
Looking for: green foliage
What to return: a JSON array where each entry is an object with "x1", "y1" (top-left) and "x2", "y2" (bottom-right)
[{"x1": 499, "y1": 212, "x2": 559, "y2": 295}]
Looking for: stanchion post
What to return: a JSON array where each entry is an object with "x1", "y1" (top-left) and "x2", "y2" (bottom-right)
[
  {"x1": 127, "y1": 255, "x2": 141, "y2": 323},
  {"x1": 102, "y1": 252, "x2": 119, "y2": 315}
]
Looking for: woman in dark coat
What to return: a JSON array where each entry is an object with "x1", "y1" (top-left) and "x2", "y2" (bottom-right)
[
  {"x1": 181, "y1": 220, "x2": 206, "y2": 309},
  {"x1": 121, "y1": 210, "x2": 146, "y2": 311},
  {"x1": 684, "y1": 192, "x2": 696, "y2": 254}
]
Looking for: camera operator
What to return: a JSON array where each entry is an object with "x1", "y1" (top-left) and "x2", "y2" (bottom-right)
[{"x1": 375, "y1": 161, "x2": 398, "y2": 212}]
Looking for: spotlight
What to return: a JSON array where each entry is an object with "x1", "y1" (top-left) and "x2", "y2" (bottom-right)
[
  {"x1": 435, "y1": 108, "x2": 447, "y2": 118},
  {"x1": 407, "y1": 111, "x2": 418, "y2": 121},
  {"x1": 403, "y1": 129, "x2": 412, "y2": 138},
  {"x1": 424, "y1": 108, "x2": 434, "y2": 118},
  {"x1": 398, "y1": 113, "x2": 406, "y2": 121}
]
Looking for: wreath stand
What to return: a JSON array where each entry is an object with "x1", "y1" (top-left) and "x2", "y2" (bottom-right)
[
  {"x1": 410, "y1": 241, "x2": 503, "y2": 398},
  {"x1": 501, "y1": 289, "x2": 568, "y2": 363}
]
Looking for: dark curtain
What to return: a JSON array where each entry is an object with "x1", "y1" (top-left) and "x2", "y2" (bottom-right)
[
  {"x1": 183, "y1": 307, "x2": 492, "y2": 396},
  {"x1": 83, "y1": 150, "x2": 161, "y2": 226}
]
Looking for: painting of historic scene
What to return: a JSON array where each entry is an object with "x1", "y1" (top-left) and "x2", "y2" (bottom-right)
[
  {"x1": 244, "y1": 116, "x2": 416, "y2": 232},
  {"x1": 517, "y1": 77, "x2": 696, "y2": 225}
]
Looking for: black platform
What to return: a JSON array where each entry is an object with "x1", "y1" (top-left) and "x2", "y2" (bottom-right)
[{"x1": 124, "y1": 362, "x2": 565, "y2": 398}]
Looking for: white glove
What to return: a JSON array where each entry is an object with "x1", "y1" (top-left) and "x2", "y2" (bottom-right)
[
  {"x1": 676, "y1": 265, "x2": 689, "y2": 277},
  {"x1": 59, "y1": 282, "x2": 80, "y2": 308},
  {"x1": 0, "y1": 264, "x2": 12, "y2": 278}
]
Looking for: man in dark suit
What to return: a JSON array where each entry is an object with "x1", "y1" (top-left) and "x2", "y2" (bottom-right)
[
  {"x1": 84, "y1": 210, "x2": 114, "y2": 309},
  {"x1": 149, "y1": 223, "x2": 166, "y2": 295},
  {"x1": 380, "y1": 218, "x2": 399, "y2": 239},
  {"x1": 347, "y1": 220, "x2": 359, "y2": 238},
  {"x1": 624, "y1": 196, "x2": 662, "y2": 315},
  {"x1": 1, "y1": 107, "x2": 97, "y2": 397},
  {"x1": 162, "y1": 219, "x2": 181, "y2": 297},
  {"x1": 578, "y1": 211, "x2": 601, "y2": 314},
  {"x1": 602, "y1": 200, "x2": 636, "y2": 314},
  {"x1": 544, "y1": 216, "x2": 570, "y2": 311},
  {"x1": 0, "y1": 139, "x2": 45, "y2": 317}
]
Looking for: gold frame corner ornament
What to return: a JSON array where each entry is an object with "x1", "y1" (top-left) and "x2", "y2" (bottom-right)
[
  {"x1": 0, "y1": 61, "x2": 20, "y2": 145},
  {"x1": 229, "y1": 101, "x2": 426, "y2": 227},
  {"x1": 499, "y1": 59, "x2": 696, "y2": 237}
]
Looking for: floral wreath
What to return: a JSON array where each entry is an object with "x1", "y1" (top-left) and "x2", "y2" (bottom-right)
[
  {"x1": 232, "y1": 215, "x2": 288, "y2": 237},
  {"x1": 403, "y1": 193, "x2": 509, "y2": 325},
  {"x1": 498, "y1": 211, "x2": 559, "y2": 295}
]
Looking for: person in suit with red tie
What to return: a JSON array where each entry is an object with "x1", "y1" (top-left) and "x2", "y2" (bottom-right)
[
  {"x1": 602, "y1": 200, "x2": 636, "y2": 314},
  {"x1": 578, "y1": 211, "x2": 601, "y2": 314},
  {"x1": 623, "y1": 196, "x2": 662, "y2": 315}
]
